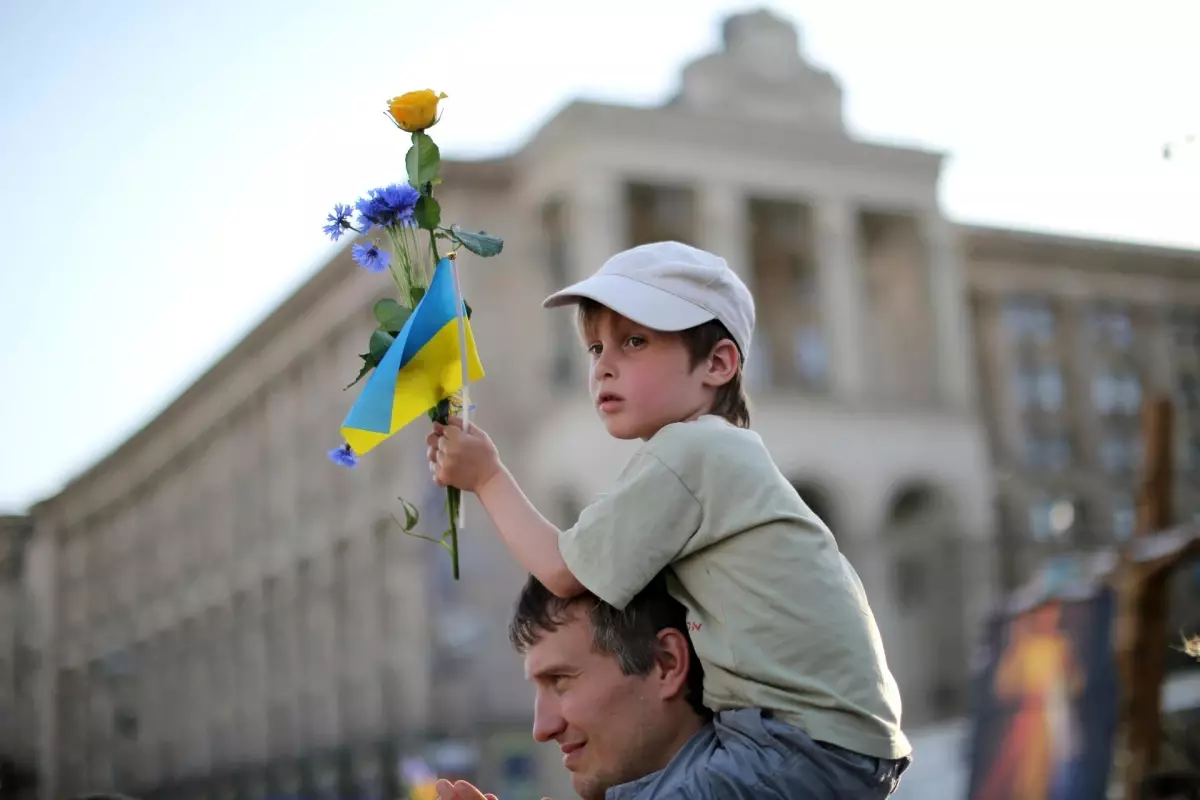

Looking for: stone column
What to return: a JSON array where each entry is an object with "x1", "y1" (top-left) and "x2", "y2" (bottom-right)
[
  {"x1": 700, "y1": 182, "x2": 770, "y2": 386},
  {"x1": 922, "y1": 213, "x2": 976, "y2": 411},
  {"x1": 29, "y1": 521, "x2": 60, "y2": 800},
  {"x1": 815, "y1": 199, "x2": 868, "y2": 402},
  {"x1": 1058, "y1": 295, "x2": 1099, "y2": 465},
  {"x1": 699, "y1": 182, "x2": 750, "y2": 282},
  {"x1": 1142, "y1": 305, "x2": 1175, "y2": 397},
  {"x1": 569, "y1": 176, "x2": 623, "y2": 284}
]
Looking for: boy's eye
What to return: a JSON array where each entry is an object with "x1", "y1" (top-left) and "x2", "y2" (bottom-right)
[
  {"x1": 626, "y1": 335, "x2": 646, "y2": 348},
  {"x1": 587, "y1": 343, "x2": 602, "y2": 356}
]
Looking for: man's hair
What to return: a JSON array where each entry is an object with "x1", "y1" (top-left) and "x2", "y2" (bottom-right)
[
  {"x1": 509, "y1": 573, "x2": 710, "y2": 718},
  {"x1": 576, "y1": 299, "x2": 751, "y2": 429}
]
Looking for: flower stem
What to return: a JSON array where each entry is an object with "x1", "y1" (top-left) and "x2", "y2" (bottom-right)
[
  {"x1": 447, "y1": 487, "x2": 461, "y2": 579},
  {"x1": 407, "y1": 224, "x2": 427, "y2": 286},
  {"x1": 383, "y1": 227, "x2": 409, "y2": 300}
]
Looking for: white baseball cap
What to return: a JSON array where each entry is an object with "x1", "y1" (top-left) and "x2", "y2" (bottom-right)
[{"x1": 542, "y1": 241, "x2": 756, "y2": 360}]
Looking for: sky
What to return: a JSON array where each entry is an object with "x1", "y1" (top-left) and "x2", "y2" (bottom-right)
[{"x1": 1, "y1": 0, "x2": 1198, "y2": 512}]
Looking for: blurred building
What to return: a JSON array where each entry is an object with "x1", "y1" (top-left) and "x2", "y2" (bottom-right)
[
  {"x1": 1, "y1": 514, "x2": 37, "y2": 800},
  {"x1": 969, "y1": 230, "x2": 1200, "y2": 585},
  {"x1": 19, "y1": 9, "x2": 1200, "y2": 800}
]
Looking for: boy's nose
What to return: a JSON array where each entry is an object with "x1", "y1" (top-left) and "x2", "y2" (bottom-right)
[{"x1": 591, "y1": 353, "x2": 616, "y2": 381}]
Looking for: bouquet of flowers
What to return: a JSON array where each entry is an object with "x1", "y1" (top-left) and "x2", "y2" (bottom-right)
[{"x1": 323, "y1": 89, "x2": 502, "y2": 579}]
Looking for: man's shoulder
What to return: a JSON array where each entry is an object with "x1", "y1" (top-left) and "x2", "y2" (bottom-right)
[{"x1": 606, "y1": 722, "x2": 720, "y2": 800}]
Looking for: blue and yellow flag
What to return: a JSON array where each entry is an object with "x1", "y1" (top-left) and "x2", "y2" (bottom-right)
[{"x1": 341, "y1": 257, "x2": 484, "y2": 456}]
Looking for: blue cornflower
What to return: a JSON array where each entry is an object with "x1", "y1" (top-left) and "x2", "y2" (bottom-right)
[
  {"x1": 355, "y1": 183, "x2": 419, "y2": 232},
  {"x1": 352, "y1": 242, "x2": 390, "y2": 273},
  {"x1": 328, "y1": 443, "x2": 358, "y2": 468},
  {"x1": 322, "y1": 203, "x2": 355, "y2": 241}
]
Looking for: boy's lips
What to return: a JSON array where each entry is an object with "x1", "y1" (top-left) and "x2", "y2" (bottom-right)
[{"x1": 596, "y1": 392, "x2": 623, "y2": 411}]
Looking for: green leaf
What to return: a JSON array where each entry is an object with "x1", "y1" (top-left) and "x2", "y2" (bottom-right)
[
  {"x1": 405, "y1": 131, "x2": 441, "y2": 189},
  {"x1": 344, "y1": 330, "x2": 396, "y2": 390},
  {"x1": 409, "y1": 285, "x2": 426, "y2": 307},
  {"x1": 369, "y1": 329, "x2": 395, "y2": 359},
  {"x1": 373, "y1": 298, "x2": 411, "y2": 333},
  {"x1": 345, "y1": 356, "x2": 374, "y2": 390},
  {"x1": 447, "y1": 225, "x2": 504, "y2": 258},
  {"x1": 397, "y1": 497, "x2": 420, "y2": 531},
  {"x1": 415, "y1": 195, "x2": 441, "y2": 230}
]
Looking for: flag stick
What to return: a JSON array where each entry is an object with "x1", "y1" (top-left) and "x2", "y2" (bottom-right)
[{"x1": 448, "y1": 251, "x2": 470, "y2": 529}]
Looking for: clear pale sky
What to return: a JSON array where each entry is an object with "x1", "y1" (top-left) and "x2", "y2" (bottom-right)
[{"x1": 1, "y1": 0, "x2": 1198, "y2": 512}]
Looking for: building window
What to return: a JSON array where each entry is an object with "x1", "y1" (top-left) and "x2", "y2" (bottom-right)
[
  {"x1": 552, "y1": 490, "x2": 584, "y2": 530},
  {"x1": 1168, "y1": 308, "x2": 1199, "y2": 414},
  {"x1": 1185, "y1": 435, "x2": 1200, "y2": 474},
  {"x1": 1112, "y1": 493, "x2": 1136, "y2": 541},
  {"x1": 1015, "y1": 364, "x2": 1065, "y2": 412},
  {"x1": 745, "y1": 337, "x2": 771, "y2": 391},
  {"x1": 1100, "y1": 431, "x2": 1142, "y2": 474},
  {"x1": 893, "y1": 556, "x2": 929, "y2": 610},
  {"x1": 1029, "y1": 496, "x2": 1081, "y2": 542},
  {"x1": 1179, "y1": 373, "x2": 1200, "y2": 411},
  {"x1": 1090, "y1": 303, "x2": 1135, "y2": 350},
  {"x1": 626, "y1": 183, "x2": 696, "y2": 247},
  {"x1": 502, "y1": 753, "x2": 536, "y2": 783},
  {"x1": 1092, "y1": 368, "x2": 1142, "y2": 416},
  {"x1": 1024, "y1": 431, "x2": 1073, "y2": 472},
  {"x1": 1003, "y1": 297, "x2": 1056, "y2": 343},
  {"x1": 793, "y1": 328, "x2": 829, "y2": 387},
  {"x1": 748, "y1": 198, "x2": 825, "y2": 391},
  {"x1": 1170, "y1": 308, "x2": 1200, "y2": 350}
]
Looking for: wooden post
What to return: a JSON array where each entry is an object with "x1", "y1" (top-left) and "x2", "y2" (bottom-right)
[{"x1": 1118, "y1": 395, "x2": 1175, "y2": 798}]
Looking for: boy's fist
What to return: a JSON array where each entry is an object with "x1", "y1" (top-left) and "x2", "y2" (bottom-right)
[{"x1": 427, "y1": 417, "x2": 501, "y2": 493}]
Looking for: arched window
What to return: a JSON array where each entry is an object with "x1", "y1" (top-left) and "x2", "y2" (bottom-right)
[
  {"x1": 551, "y1": 489, "x2": 585, "y2": 530},
  {"x1": 789, "y1": 481, "x2": 836, "y2": 533},
  {"x1": 882, "y1": 481, "x2": 967, "y2": 722}
]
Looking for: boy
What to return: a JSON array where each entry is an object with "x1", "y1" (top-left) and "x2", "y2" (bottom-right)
[{"x1": 428, "y1": 241, "x2": 912, "y2": 796}]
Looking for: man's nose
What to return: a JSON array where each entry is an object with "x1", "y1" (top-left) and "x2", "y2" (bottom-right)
[{"x1": 532, "y1": 691, "x2": 566, "y2": 743}]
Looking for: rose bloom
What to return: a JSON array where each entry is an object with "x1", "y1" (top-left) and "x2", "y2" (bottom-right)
[{"x1": 388, "y1": 89, "x2": 446, "y2": 132}]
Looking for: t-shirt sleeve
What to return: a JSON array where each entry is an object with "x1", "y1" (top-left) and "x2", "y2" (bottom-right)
[{"x1": 558, "y1": 451, "x2": 703, "y2": 610}]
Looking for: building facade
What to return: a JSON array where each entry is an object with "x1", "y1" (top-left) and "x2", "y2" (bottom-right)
[
  {"x1": 1, "y1": 514, "x2": 37, "y2": 800},
  {"x1": 18, "y1": 9, "x2": 1200, "y2": 800}
]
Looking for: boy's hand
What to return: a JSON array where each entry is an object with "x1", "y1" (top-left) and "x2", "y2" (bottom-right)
[{"x1": 427, "y1": 416, "x2": 502, "y2": 493}]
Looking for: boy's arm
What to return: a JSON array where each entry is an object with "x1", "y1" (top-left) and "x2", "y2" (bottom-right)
[
  {"x1": 476, "y1": 466, "x2": 586, "y2": 598},
  {"x1": 432, "y1": 418, "x2": 701, "y2": 606}
]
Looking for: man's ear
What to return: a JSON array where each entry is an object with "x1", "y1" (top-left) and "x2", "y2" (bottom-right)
[
  {"x1": 653, "y1": 627, "x2": 692, "y2": 701},
  {"x1": 701, "y1": 340, "x2": 740, "y2": 389}
]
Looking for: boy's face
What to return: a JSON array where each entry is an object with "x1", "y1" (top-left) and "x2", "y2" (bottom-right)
[{"x1": 582, "y1": 307, "x2": 713, "y2": 440}]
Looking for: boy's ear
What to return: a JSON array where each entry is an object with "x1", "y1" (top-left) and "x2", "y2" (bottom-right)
[{"x1": 702, "y1": 339, "x2": 740, "y2": 388}]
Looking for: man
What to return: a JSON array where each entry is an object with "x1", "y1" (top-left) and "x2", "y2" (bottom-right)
[{"x1": 436, "y1": 574, "x2": 907, "y2": 799}]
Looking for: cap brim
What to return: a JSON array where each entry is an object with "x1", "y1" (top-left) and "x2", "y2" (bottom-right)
[{"x1": 542, "y1": 274, "x2": 715, "y2": 332}]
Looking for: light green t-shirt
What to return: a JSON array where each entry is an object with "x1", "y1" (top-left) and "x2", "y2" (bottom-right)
[{"x1": 558, "y1": 415, "x2": 911, "y2": 760}]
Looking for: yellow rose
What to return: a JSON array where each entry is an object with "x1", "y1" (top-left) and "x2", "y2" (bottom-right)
[{"x1": 387, "y1": 89, "x2": 447, "y2": 133}]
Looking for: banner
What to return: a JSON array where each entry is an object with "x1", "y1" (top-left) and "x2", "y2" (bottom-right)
[{"x1": 967, "y1": 588, "x2": 1119, "y2": 800}]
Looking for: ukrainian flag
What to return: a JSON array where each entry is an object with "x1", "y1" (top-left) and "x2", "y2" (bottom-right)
[{"x1": 341, "y1": 257, "x2": 484, "y2": 456}]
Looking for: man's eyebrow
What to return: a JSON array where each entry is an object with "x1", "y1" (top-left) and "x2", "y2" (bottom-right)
[{"x1": 526, "y1": 661, "x2": 577, "y2": 681}]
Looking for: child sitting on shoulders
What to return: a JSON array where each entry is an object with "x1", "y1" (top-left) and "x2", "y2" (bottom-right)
[{"x1": 429, "y1": 240, "x2": 912, "y2": 797}]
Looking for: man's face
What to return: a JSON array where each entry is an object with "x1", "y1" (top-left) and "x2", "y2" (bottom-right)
[{"x1": 525, "y1": 606, "x2": 676, "y2": 799}]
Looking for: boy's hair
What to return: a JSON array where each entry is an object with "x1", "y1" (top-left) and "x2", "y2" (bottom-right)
[{"x1": 577, "y1": 298, "x2": 751, "y2": 428}]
